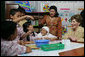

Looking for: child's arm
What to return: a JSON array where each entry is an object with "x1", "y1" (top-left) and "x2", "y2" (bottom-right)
[
  {"x1": 13, "y1": 15, "x2": 34, "y2": 23},
  {"x1": 44, "y1": 37, "x2": 57, "y2": 41},
  {"x1": 21, "y1": 30, "x2": 32, "y2": 40},
  {"x1": 12, "y1": 42, "x2": 32, "y2": 55},
  {"x1": 49, "y1": 38, "x2": 57, "y2": 41},
  {"x1": 18, "y1": 40, "x2": 34, "y2": 45},
  {"x1": 17, "y1": 41, "x2": 32, "y2": 53},
  {"x1": 34, "y1": 38, "x2": 42, "y2": 40}
]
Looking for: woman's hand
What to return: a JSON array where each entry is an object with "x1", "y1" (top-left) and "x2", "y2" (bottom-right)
[{"x1": 68, "y1": 36, "x2": 77, "y2": 42}]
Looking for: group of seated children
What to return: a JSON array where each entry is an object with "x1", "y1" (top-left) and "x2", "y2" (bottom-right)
[
  {"x1": 1, "y1": 8, "x2": 57, "y2": 56},
  {"x1": 1, "y1": 8, "x2": 84, "y2": 56}
]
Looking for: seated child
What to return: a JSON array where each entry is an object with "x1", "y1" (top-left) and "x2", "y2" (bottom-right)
[
  {"x1": 23, "y1": 22, "x2": 37, "y2": 41},
  {"x1": 62, "y1": 14, "x2": 84, "y2": 42},
  {"x1": 36, "y1": 26, "x2": 57, "y2": 41},
  {"x1": 1, "y1": 21, "x2": 32, "y2": 56}
]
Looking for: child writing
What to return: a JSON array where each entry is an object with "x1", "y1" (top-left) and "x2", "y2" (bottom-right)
[
  {"x1": 36, "y1": 26, "x2": 57, "y2": 41},
  {"x1": 1, "y1": 21, "x2": 32, "y2": 56},
  {"x1": 23, "y1": 22, "x2": 37, "y2": 41}
]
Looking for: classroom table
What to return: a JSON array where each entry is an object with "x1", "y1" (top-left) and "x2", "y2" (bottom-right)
[
  {"x1": 59, "y1": 47, "x2": 84, "y2": 56},
  {"x1": 18, "y1": 40, "x2": 84, "y2": 56}
]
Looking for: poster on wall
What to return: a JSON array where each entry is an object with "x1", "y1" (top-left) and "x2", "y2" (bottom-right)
[
  {"x1": 41, "y1": 2, "x2": 50, "y2": 12},
  {"x1": 43, "y1": 4, "x2": 50, "y2": 12},
  {"x1": 15, "y1": 1, "x2": 32, "y2": 12},
  {"x1": 59, "y1": 8, "x2": 74, "y2": 26}
]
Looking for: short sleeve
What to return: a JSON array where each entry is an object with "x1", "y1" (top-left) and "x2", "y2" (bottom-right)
[
  {"x1": 17, "y1": 27, "x2": 25, "y2": 37},
  {"x1": 10, "y1": 42, "x2": 26, "y2": 56}
]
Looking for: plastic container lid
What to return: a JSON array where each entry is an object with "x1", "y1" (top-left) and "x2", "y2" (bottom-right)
[
  {"x1": 34, "y1": 40, "x2": 50, "y2": 43},
  {"x1": 34, "y1": 40, "x2": 50, "y2": 48}
]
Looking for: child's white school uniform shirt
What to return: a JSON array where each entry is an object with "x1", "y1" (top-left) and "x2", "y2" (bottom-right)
[
  {"x1": 23, "y1": 32, "x2": 38, "y2": 41},
  {"x1": 5, "y1": 20, "x2": 26, "y2": 41},
  {"x1": 29, "y1": 32, "x2": 38, "y2": 41},
  {"x1": 1, "y1": 39, "x2": 26, "y2": 56},
  {"x1": 13, "y1": 24, "x2": 26, "y2": 41}
]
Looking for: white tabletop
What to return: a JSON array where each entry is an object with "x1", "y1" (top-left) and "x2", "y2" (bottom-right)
[{"x1": 18, "y1": 41, "x2": 84, "y2": 56}]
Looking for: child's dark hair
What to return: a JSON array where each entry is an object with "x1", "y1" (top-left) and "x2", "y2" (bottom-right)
[
  {"x1": 23, "y1": 22, "x2": 31, "y2": 32},
  {"x1": 23, "y1": 22, "x2": 35, "y2": 41},
  {"x1": 18, "y1": 6, "x2": 26, "y2": 14},
  {"x1": 49, "y1": 5, "x2": 59, "y2": 17},
  {"x1": 1, "y1": 21, "x2": 17, "y2": 40},
  {"x1": 9, "y1": 9, "x2": 20, "y2": 16},
  {"x1": 23, "y1": 22, "x2": 35, "y2": 36}
]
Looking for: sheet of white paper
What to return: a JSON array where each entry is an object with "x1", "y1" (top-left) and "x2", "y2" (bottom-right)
[
  {"x1": 18, "y1": 50, "x2": 59, "y2": 56},
  {"x1": 58, "y1": 42, "x2": 84, "y2": 53}
]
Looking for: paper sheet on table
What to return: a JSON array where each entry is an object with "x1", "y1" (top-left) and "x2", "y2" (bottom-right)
[
  {"x1": 58, "y1": 42, "x2": 84, "y2": 53},
  {"x1": 19, "y1": 50, "x2": 59, "y2": 56}
]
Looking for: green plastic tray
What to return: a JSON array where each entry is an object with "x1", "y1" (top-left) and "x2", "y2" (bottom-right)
[{"x1": 41, "y1": 43, "x2": 64, "y2": 51}]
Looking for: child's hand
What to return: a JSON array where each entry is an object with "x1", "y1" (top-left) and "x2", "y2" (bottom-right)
[
  {"x1": 18, "y1": 40, "x2": 25, "y2": 45},
  {"x1": 21, "y1": 30, "x2": 32, "y2": 39},
  {"x1": 24, "y1": 41, "x2": 34, "y2": 44},
  {"x1": 26, "y1": 30, "x2": 32, "y2": 35},
  {"x1": 49, "y1": 38, "x2": 57, "y2": 41},
  {"x1": 35, "y1": 38, "x2": 42, "y2": 40},
  {"x1": 25, "y1": 15, "x2": 34, "y2": 20},
  {"x1": 26, "y1": 46, "x2": 32, "y2": 53},
  {"x1": 37, "y1": 38, "x2": 42, "y2": 40},
  {"x1": 44, "y1": 37, "x2": 49, "y2": 40}
]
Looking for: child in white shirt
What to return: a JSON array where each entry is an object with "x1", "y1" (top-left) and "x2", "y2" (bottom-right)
[{"x1": 36, "y1": 26, "x2": 57, "y2": 41}]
